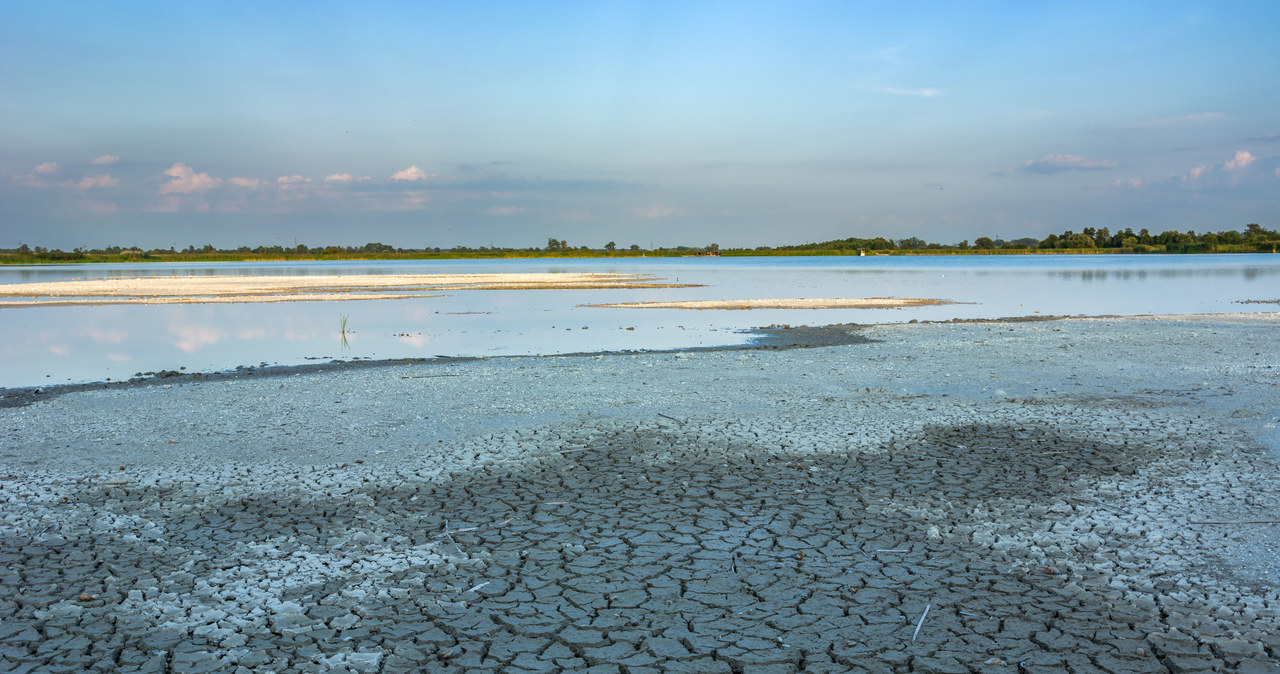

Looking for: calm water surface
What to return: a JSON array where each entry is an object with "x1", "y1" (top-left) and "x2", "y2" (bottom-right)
[{"x1": 2, "y1": 255, "x2": 1277, "y2": 388}]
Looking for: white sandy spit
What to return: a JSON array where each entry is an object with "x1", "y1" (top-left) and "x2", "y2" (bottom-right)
[
  {"x1": 582, "y1": 297, "x2": 946, "y2": 310},
  {"x1": 0, "y1": 273, "x2": 698, "y2": 307}
]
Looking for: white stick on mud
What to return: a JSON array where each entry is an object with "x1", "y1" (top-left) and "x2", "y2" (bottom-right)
[{"x1": 912, "y1": 603, "x2": 931, "y2": 642}]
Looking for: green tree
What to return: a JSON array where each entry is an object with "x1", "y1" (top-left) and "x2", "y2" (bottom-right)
[
  {"x1": 1062, "y1": 233, "x2": 1096, "y2": 248},
  {"x1": 973, "y1": 237, "x2": 996, "y2": 250},
  {"x1": 604, "y1": 241, "x2": 616, "y2": 251},
  {"x1": 1244, "y1": 223, "x2": 1277, "y2": 241},
  {"x1": 1093, "y1": 227, "x2": 1110, "y2": 247}
]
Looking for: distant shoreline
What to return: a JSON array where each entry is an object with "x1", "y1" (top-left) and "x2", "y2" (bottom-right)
[{"x1": 3, "y1": 244, "x2": 1278, "y2": 265}]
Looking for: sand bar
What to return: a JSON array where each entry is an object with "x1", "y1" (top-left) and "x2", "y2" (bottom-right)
[
  {"x1": 0, "y1": 273, "x2": 700, "y2": 307},
  {"x1": 584, "y1": 297, "x2": 947, "y2": 309}
]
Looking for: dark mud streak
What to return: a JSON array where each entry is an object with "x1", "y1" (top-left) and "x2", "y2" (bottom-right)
[{"x1": 0, "y1": 322, "x2": 881, "y2": 409}]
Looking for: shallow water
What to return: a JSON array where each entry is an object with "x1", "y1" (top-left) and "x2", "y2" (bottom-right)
[{"x1": 2, "y1": 254, "x2": 1278, "y2": 388}]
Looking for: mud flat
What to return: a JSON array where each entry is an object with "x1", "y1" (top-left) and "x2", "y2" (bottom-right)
[{"x1": 2, "y1": 314, "x2": 1278, "y2": 672}]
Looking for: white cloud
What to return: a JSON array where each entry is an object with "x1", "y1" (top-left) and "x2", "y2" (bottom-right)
[
  {"x1": 88, "y1": 327, "x2": 127, "y2": 344},
  {"x1": 1113, "y1": 177, "x2": 1143, "y2": 189},
  {"x1": 159, "y1": 163, "x2": 220, "y2": 194},
  {"x1": 145, "y1": 196, "x2": 183, "y2": 212},
  {"x1": 396, "y1": 333, "x2": 427, "y2": 347},
  {"x1": 1159, "y1": 150, "x2": 1279, "y2": 190},
  {"x1": 324, "y1": 173, "x2": 372, "y2": 183},
  {"x1": 82, "y1": 200, "x2": 119, "y2": 214},
  {"x1": 1134, "y1": 112, "x2": 1228, "y2": 128},
  {"x1": 91, "y1": 155, "x2": 120, "y2": 165},
  {"x1": 169, "y1": 323, "x2": 226, "y2": 353},
  {"x1": 852, "y1": 44, "x2": 906, "y2": 63},
  {"x1": 229, "y1": 177, "x2": 267, "y2": 189},
  {"x1": 866, "y1": 86, "x2": 940, "y2": 97},
  {"x1": 397, "y1": 190, "x2": 430, "y2": 209},
  {"x1": 10, "y1": 162, "x2": 61, "y2": 186},
  {"x1": 63, "y1": 173, "x2": 119, "y2": 190},
  {"x1": 1019, "y1": 154, "x2": 1119, "y2": 174},
  {"x1": 634, "y1": 203, "x2": 683, "y2": 219},
  {"x1": 391, "y1": 165, "x2": 432, "y2": 181},
  {"x1": 275, "y1": 175, "x2": 315, "y2": 202},
  {"x1": 1223, "y1": 150, "x2": 1257, "y2": 170},
  {"x1": 484, "y1": 205, "x2": 526, "y2": 216}
]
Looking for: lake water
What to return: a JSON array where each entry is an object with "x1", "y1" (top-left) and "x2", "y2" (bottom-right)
[{"x1": 2, "y1": 254, "x2": 1278, "y2": 388}]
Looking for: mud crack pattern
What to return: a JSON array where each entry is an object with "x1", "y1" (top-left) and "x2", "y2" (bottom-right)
[{"x1": 2, "y1": 317, "x2": 1279, "y2": 672}]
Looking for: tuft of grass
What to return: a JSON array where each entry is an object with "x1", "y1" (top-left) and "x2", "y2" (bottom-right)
[{"x1": 339, "y1": 313, "x2": 350, "y2": 349}]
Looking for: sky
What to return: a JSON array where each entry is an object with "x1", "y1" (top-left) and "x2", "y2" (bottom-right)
[{"x1": 2, "y1": 1, "x2": 1278, "y2": 250}]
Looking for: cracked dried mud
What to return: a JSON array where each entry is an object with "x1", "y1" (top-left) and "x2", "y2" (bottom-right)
[{"x1": 2, "y1": 315, "x2": 1279, "y2": 673}]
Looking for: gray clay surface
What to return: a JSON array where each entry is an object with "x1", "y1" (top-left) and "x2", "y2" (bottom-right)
[{"x1": 2, "y1": 315, "x2": 1278, "y2": 672}]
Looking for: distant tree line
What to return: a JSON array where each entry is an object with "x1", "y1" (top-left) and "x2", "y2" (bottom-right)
[
  {"x1": 2, "y1": 224, "x2": 1277, "y2": 263},
  {"x1": 767, "y1": 223, "x2": 1278, "y2": 255},
  {"x1": 1034, "y1": 223, "x2": 1278, "y2": 252}
]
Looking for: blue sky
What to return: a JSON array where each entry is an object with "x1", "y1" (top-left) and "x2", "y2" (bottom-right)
[{"x1": 3, "y1": 1, "x2": 1278, "y2": 249}]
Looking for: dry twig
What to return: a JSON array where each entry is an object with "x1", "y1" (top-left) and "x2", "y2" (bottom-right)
[
  {"x1": 912, "y1": 604, "x2": 931, "y2": 642},
  {"x1": 1190, "y1": 520, "x2": 1280, "y2": 525}
]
